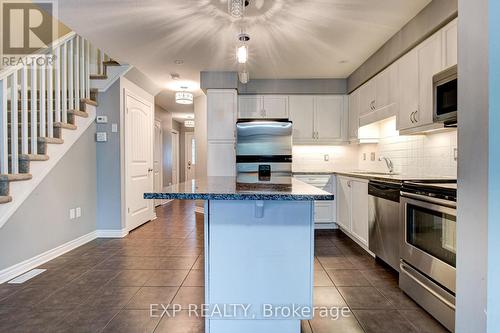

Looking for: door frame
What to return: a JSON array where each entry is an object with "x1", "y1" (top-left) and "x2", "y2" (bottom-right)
[
  {"x1": 171, "y1": 129, "x2": 180, "y2": 185},
  {"x1": 184, "y1": 131, "x2": 195, "y2": 181},
  {"x1": 154, "y1": 119, "x2": 163, "y2": 207},
  {"x1": 121, "y1": 88, "x2": 155, "y2": 233}
]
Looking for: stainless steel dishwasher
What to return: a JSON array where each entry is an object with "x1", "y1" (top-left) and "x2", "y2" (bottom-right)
[{"x1": 368, "y1": 180, "x2": 401, "y2": 271}]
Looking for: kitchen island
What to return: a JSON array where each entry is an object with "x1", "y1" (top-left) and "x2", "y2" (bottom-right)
[{"x1": 145, "y1": 177, "x2": 334, "y2": 333}]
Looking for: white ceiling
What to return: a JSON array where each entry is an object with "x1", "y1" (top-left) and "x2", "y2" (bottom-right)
[{"x1": 59, "y1": 0, "x2": 431, "y2": 116}]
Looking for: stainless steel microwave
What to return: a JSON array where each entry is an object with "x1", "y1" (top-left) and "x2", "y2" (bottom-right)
[{"x1": 433, "y1": 65, "x2": 457, "y2": 125}]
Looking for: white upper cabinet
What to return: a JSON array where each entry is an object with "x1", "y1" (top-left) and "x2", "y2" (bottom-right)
[
  {"x1": 289, "y1": 95, "x2": 315, "y2": 141},
  {"x1": 207, "y1": 89, "x2": 237, "y2": 141},
  {"x1": 442, "y1": 18, "x2": 458, "y2": 68},
  {"x1": 398, "y1": 49, "x2": 420, "y2": 130},
  {"x1": 359, "y1": 80, "x2": 376, "y2": 116},
  {"x1": 314, "y1": 96, "x2": 346, "y2": 142},
  {"x1": 238, "y1": 95, "x2": 262, "y2": 118},
  {"x1": 238, "y1": 95, "x2": 288, "y2": 119},
  {"x1": 416, "y1": 31, "x2": 443, "y2": 126},
  {"x1": 263, "y1": 95, "x2": 289, "y2": 118},
  {"x1": 348, "y1": 90, "x2": 360, "y2": 141}
]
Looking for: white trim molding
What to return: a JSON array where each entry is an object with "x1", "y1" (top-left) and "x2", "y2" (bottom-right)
[
  {"x1": 0, "y1": 230, "x2": 97, "y2": 284},
  {"x1": 96, "y1": 228, "x2": 128, "y2": 238}
]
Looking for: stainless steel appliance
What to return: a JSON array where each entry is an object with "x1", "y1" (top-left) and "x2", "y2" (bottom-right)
[
  {"x1": 433, "y1": 65, "x2": 457, "y2": 126},
  {"x1": 368, "y1": 180, "x2": 401, "y2": 271},
  {"x1": 400, "y1": 181, "x2": 457, "y2": 332},
  {"x1": 236, "y1": 120, "x2": 292, "y2": 185}
]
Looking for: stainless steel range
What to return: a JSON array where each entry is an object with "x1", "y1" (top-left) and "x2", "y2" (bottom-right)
[{"x1": 399, "y1": 181, "x2": 457, "y2": 332}]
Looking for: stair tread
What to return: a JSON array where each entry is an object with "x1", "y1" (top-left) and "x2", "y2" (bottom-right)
[
  {"x1": 7, "y1": 137, "x2": 64, "y2": 143},
  {"x1": 0, "y1": 173, "x2": 32, "y2": 182},
  {"x1": 0, "y1": 196, "x2": 12, "y2": 204},
  {"x1": 13, "y1": 154, "x2": 49, "y2": 161},
  {"x1": 54, "y1": 122, "x2": 77, "y2": 129},
  {"x1": 81, "y1": 98, "x2": 98, "y2": 106},
  {"x1": 103, "y1": 60, "x2": 120, "y2": 66},
  {"x1": 68, "y1": 109, "x2": 89, "y2": 118},
  {"x1": 90, "y1": 74, "x2": 108, "y2": 80}
]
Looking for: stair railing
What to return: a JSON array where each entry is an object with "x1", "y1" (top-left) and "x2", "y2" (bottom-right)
[{"x1": 0, "y1": 32, "x2": 104, "y2": 175}]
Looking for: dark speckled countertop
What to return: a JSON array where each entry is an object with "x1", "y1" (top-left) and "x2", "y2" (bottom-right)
[{"x1": 144, "y1": 177, "x2": 334, "y2": 201}]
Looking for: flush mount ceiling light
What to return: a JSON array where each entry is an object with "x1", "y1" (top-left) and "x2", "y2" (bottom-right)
[
  {"x1": 175, "y1": 87, "x2": 193, "y2": 105},
  {"x1": 184, "y1": 119, "x2": 195, "y2": 128}
]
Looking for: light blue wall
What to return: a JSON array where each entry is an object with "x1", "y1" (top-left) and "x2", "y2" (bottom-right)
[{"x1": 488, "y1": 1, "x2": 500, "y2": 331}]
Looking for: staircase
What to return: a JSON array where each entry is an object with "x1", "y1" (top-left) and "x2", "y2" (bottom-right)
[{"x1": 0, "y1": 32, "x2": 121, "y2": 223}]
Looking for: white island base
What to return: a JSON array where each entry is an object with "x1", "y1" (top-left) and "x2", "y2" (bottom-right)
[{"x1": 204, "y1": 200, "x2": 314, "y2": 333}]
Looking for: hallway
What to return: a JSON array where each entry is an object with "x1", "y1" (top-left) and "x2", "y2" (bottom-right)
[{"x1": 0, "y1": 201, "x2": 446, "y2": 332}]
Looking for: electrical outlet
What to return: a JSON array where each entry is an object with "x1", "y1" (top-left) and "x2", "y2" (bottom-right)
[
  {"x1": 69, "y1": 208, "x2": 76, "y2": 219},
  {"x1": 370, "y1": 152, "x2": 376, "y2": 161},
  {"x1": 111, "y1": 123, "x2": 118, "y2": 133},
  {"x1": 453, "y1": 148, "x2": 458, "y2": 161},
  {"x1": 363, "y1": 153, "x2": 367, "y2": 161},
  {"x1": 76, "y1": 207, "x2": 82, "y2": 218},
  {"x1": 324, "y1": 154, "x2": 329, "y2": 162}
]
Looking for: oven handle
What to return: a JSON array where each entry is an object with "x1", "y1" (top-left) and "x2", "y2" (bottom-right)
[
  {"x1": 400, "y1": 192, "x2": 456, "y2": 208},
  {"x1": 400, "y1": 262, "x2": 456, "y2": 310}
]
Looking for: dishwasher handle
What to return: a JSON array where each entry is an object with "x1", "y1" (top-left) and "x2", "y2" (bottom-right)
[{"x1": 368, "y1": 181, "x2": 401, "y2": 202}]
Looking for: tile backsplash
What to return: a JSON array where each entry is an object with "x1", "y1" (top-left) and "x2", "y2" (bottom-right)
[{"x1": 292, "y1": 145, "x2": 358, "y2": 172}]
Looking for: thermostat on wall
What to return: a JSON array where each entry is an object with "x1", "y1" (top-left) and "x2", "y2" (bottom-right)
[{"x1": 96, "y1": 116, "x2": 108, "y2": 123}]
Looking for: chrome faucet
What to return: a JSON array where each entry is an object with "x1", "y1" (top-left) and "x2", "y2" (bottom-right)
[{"x1": 379, "y1": 156, "x2": 394, "y2": 174}]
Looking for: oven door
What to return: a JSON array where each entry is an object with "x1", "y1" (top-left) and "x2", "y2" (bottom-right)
[{"x1": 400, "y1": 193, "x2": 456, "y2": 293}]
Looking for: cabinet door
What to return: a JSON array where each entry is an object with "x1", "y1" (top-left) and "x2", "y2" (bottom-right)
[
  {"x1": 397, "y1": 50, "x2": 419, "y2": 130},
  {"x1": 350, "y1": 180, "x2": 369, "y2": 246},
  {"x1": 348, "y1": 90, "x2": 359, "y2": 140},
  {"x1": 314, "y1": 96, "x2": 345, "y2": 142},
  {"x1": 442, "y1": 19, "x2": 458, "y2": 68},
  {"x1": 208, "y1": 90, "x2": 237, "y2": 140},
  {"x1": 289, "y1": 95, "x2": 315, "y2": 142},
  {"x1": 207, "y1": 142, "x2": 236, "y2": 176},
  {"x1": 263, "y1": 95, "x2": 289, "y2": 118},
  {"x1": 375, "y1": 64, "x2": 398, "y2": 110},
  {"x1": 359, "y1": 81, "x2": 375, "y2": 116},
  {"x1": 238, "y1": 95, "x2": 263, "y2": 119},
  {"x1": 417, "y1": 32, "x2": 443, "y2": 126},
  {"x1": 336, "y1": 177, "x2": 351, "y2": 232}
]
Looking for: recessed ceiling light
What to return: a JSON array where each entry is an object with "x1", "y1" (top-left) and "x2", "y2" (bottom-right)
[
  {"x1": 174, "y1": 59, "x2": 184, "y2": 65},
  {"x1": 170, "y1": 73, "x2": 180, "y2": 80}
]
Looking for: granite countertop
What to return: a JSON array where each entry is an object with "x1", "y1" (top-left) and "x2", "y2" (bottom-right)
[
  {"x1": 293, "y1": 171, "x2": 456, "y2": 182},
  {"x1": 144, "y1": 177, "x2": 335, "y2": 201}
]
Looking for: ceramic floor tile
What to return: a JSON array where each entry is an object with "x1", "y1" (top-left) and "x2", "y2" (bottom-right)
[
  {"x1": 353, "y1": 309, "x2": 419, "y2": 333},
  {"x1": 338, "y1": 286, "x2": 394, "y2": 310},
  {"x1": 326, "y1": 269, "x2": 372, "y2": 287},
  {"x1": 125, "y1": 286, "x2": 178, "y2": 310}
]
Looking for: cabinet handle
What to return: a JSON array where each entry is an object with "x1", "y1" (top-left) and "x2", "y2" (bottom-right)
[{"x1": 410, "y1": 111, "x2": 415, "y2": 123}]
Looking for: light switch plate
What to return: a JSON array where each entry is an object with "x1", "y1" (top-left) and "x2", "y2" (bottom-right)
[
  {"x1": 69, "y1": 208, "x2": 75, "y2": 219},
  {"x1": 96, "y1": 132, "x2": 107, "y2": 142},
  {"x1": 363, "y1": 153, "x2": 367, "y2": 161},
  {"x1": 76, "y1": 207, "x2": 81, "y2": 218},
  {"x1": 111, "y1": 123, "x2": 118, "y2": 133},
  {"x1": 370, "y1": 152, "x2": 376, "y2": 161},
  {"x1": 96, "y1": 116, "x2": 108, "y2": 123},
  {"x1": 324, "y1": 154, "x2": 329, "y2": 162}
]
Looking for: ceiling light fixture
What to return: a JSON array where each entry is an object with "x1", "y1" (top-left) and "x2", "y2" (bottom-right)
[
  {"x1": 175, "y1": 87, "x2": 193, "y2": 105},
  {"x1": 184, "y1": 119, "x2": 195, "y2": 128},
  {"x1": 238, "y1": 70, "x2": 249, "y2": 84},
  {"x1": 237, "y1": 32, "x2": 250, "y2": 64}
]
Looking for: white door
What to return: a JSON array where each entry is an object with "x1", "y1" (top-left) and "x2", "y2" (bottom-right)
[
  {"x1": 125, "y1": 91, "x2": 153, "y2": 231},
  {"x1": 185, "y1": 132, "x2": 196, "y2": 181},
  {"x1": 348, "y1": 91, "x2": 359, "y2": 140},
  {"x1": 314, "y1": 96, "x2": 344, "y2": 142},
  {"x1": 336, "y1": 177, "x2": 351, "y2": 231},
  {"x1": 398, "y1": 50, "x2": 419, "y2": 130},
  {"x1": 171, "y1": 130, "x2": 179, "y2": 185},
  {"x1": 350, "y1": 180, "x2": 369, "y2": 246},
  {"x1": 238, "y1": 95, "x2": 263, "y2": 119},
  {"x1": 417, "y1": 32, "x2": 443, "y2": 126},
  {"x1": 263, "y1": 95, "x2": 288, "y2": 118},
  {"x1": 153, "y1": 120, "x2": 162, "y2": 206},
  {"x1": 289, "y1": 95, "x2": 315, "y2": 142}
]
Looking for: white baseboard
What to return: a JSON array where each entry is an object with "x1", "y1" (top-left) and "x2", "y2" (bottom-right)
[
  {"x1": 195, "y1": 206, "x2": 204, "y2": 214},
  {"x1": 315, "y1": 222, "x2": 339, "y2": 230},
  {"x1": 0, "y1": 230, "x2": 97, "y2": 284},
  {"x1": 96, "y1": 228, "x2": 128, "y2": 238}
]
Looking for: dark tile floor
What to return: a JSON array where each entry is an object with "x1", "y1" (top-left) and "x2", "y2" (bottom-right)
[{"x1": 0, "y1": 200, "x2": 449, "y2": 333}]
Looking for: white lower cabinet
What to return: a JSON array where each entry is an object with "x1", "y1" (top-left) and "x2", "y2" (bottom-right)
[
  {"x1": 294, "y1": 174, "x2": 336, "y2": 227},
  {"x1": 207, "y1": 141, "x2": 236, "y2": 176},
  {"x1": 336, "y1": 176, "x2": 369, "y2": 247}
]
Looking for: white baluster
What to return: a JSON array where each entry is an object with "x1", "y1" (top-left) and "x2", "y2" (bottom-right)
[
  {"x1": 61, "y1": 43, "x2": 67, "y2": 123},
  {"x1": 75, "y1": 36, "x2": 80, "y2": 109},
  {"x1": 80, "y1": 36, "x2": 85, "y2": 100},
  {"x1": 85, "y1": 39, "x2": 90, "y2": 99},
  {"x1": 0, "y1": 79, "x2": 7, "y2": 174},
  {"x1": 39, "y1": 62, "x2": 46, "y2": 137},
  {"x1": 30, "y1": 62, "x2": 38, "y2": 155},
  {"x1": 68, "y1": 38, "x2": 74, "y2": 111},
  {"x1": 20, "y1": 67, "x2": 28, "y2": 154},
  {"x1": 54, "y1": 46, "x2": 61, "y2": 123},
  {"x1": 10, "y1": 71, "x2": 19, "y2": 173},
  {"x1": 47, "y1": 60, "x2": 53, "y2": 137}
]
